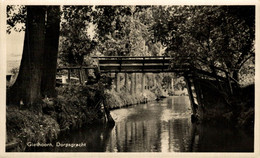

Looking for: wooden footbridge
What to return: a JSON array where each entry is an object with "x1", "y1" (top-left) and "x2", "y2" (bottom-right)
[
  {"x1": 92, "y1": 56, "x2": 228, "y2": 80},
  {"x1": 55, "y1": 55, "x2": 227, "y2": 119},
  {"x1": 56, "y1": 56, "x2": 192, "y2": 84},
  {"x1": 92, "y1": 56, "x2": 191, "y2": 73}
]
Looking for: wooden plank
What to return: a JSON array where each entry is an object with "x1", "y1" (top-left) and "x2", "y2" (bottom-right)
[
  {"x1": 93, "y1": 56, "x2": 193, "y2": 60},
  {"x1": 100, "y1": 65, "x2": 170, "y2": 71},
  {"x1": 99, "y1": 63, "x2": 171, "y2": 67},
  {"x1": 68, "y1": 69, "x2": 71, "y2": 82},
  {"x1": 100, "y1": 64, "x2": 189, "y2": 70},
  {"x1": 57, "y1": 66, "x2": 96, "y2": 71},
  {"x1": 92, "y1": 56, "x2": 172, "y2": 58},
  {"x1": 78, "y1": 69, "x2": 82, "y2": 84},
  {"x1": 99, "y1": 68, "x2": 190, "y2": 73},
  {"x1": 99, "y1": 59, "x2": 171, "y2": 64},
  {"x1": 99, "y1": 63, "x2": 190, "y2": 67},
  {"x1": 56, "y1": 56, "x2": 192, "y2": 74}
]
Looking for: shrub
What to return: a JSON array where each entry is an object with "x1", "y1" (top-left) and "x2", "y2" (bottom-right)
[
  {"x1": 6, "y1": 106, "x2": 60, "y2": 151},
  {"x1": 6, "y1": 81, "x2": 111, "y2": 151},
  {"x1": 54, "y1": 83, "x2": 107, "y2": 131},
  {"x1": 105, "y1": 89, "x2": 156, "y2": 109}
]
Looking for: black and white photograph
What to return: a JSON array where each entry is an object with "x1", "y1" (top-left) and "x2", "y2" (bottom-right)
[{"x1": 1, "y1": 0, "x2": 259, "y2": 157}]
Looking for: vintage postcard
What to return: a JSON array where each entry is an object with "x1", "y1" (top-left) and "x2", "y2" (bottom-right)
[{"x1": 0, "y1": 0, "x2": 259, "y2": 157}]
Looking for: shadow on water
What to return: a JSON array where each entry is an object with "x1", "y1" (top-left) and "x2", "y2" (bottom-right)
[
  {"x1": 26, "y1": 96, "x2": 254, "y2": 152},
  {"x1": 190, "y1": 123, "x2": 254, "y2": 152},
  {"x1": 26, "y1": 124, "x2": 114, "y2": 152}
]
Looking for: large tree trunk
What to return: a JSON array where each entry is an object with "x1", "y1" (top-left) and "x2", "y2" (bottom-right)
[
  {"x1": 41, "y1": 6, "x2": 61, "y2": 97},
  {"x1": 8, "y1": 6, "x2": 46, "y2": 106}
]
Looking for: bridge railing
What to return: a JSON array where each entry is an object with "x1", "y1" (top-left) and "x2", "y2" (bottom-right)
[
  {"x1": 55, "y1": 56, "x2": 192, "y2": 85},
  {"x1": 92, "y1": 56, "x2": 191, "y2": 73},
  {"x1": 56, "y1": 66, "x2": 97, "y2": 85}
]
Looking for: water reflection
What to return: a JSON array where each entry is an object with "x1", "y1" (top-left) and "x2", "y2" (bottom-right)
[
  {"x1": 27, "y1": 96, "x2": 253, "y2": 152},
  {"x1": 107, "y1": 96, "x2": 192, "y2": 152}
]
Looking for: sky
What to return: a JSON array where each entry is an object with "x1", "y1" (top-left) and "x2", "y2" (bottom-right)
[
  {"x1": 6, "y1": 23, "x2": 95, "y2": 74},
  {"x1": 6, "y1": 31, "x2": 24, "y2": 74}
]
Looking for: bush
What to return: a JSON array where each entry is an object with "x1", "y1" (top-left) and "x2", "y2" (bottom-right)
[
  {"x1": 6, "y1": 106, "x2": 60, "y2": 151},
  {"x1": 105, "y1": 89, "x2": 156, "y2": 109},
  {"x1": 6, "y1": 81, "x2": 110, "y2": 151},
  {"x1": 53, "y1": 83, "x2": 107, "y2": 131}
]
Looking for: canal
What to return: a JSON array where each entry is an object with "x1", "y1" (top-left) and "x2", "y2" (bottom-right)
[{"x1": 27, "y1": 96, "x2": 254, "y2": 152}]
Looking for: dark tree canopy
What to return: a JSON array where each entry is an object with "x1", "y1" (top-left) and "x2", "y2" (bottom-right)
[
  {"x1": 7, "y1": 5, "x2": 26, "y2": 34},
  {"x1": 149, "y1": 6, "x2": 254, "y2": 83}
]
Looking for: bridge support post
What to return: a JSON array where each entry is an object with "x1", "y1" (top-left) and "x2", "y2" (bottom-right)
[
  {"x1": 141, "y1": 73, "x2": 145, "y2": 93},
  {"x1": 134, "y1": 73, "x2": 138, "y2": 93},
  {"x1": 68, "y1": 69, "x2": 71, "y2": 83},
  {"x1": 185, "y1": 76, "x2": 195, "y2": 112},
  {"x1": 115, "y1": 73, "x2": 120, "y2": 92},
  {"x1": 130, "y1": 73, "x2": 135, "y2": 95},
  {"x1": 125, "y1": 73, "x2": 129, "y2": 92},
  {"x1": 78, "y1": 70, "x2": 82, "y2": 84},
  {"x1": 171, "y1": 78, "x2": 174, "y2": 90},
  {"x1": 184, "y1": 75, "x2": 197, "y2": 122},
  {"x1": 154, "y1": 74, "x2": 157, "y2": 88}
]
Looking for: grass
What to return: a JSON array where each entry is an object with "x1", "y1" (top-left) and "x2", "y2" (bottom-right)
[{"x1": 105, "y1": 89, "x2": 156, "y2": 109}]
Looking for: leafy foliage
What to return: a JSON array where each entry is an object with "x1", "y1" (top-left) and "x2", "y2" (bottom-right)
[
  {"x1": 150, "y1": 6, "x2": 255, "y2": 82},
  {"x1": 52, "y1": 82, "x2": 108, "y2": 131},
  {"x1": 6, "y1": 106, "x2": 60, "y2": 151},
  {"x1": 59, "y1": 6, "x2": 97, "y2": 66},
  {"x1": 239, "y1": 58, "x2": 254, "y2": 86},
  {"x1": 7, "y1": 5, "x2": 26, "y2": 34},
  {"x1": 7, "y1": 6, "x2": 255, "y2": 78},
  {"x1": 105, "y1": 89, "x2": 156, "y2": 109},
  {"x1": 94, "y1": 6, "x2": 143, "y2": 56}
]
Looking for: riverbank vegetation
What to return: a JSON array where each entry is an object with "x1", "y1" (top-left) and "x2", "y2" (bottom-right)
[
  {"x1": 6, "y1": 106, "x2": 60, "y2": 151},
  {"x1": 197, "y1": 81, "x2": 254, "y2": 130},
  {"x1": 6, "y1": 78, "x2": 159, "y2": 151},
  {"x1": 6, "y1": 82, "x2": 104, "y2": 151},
  {"x1": 106, "y1": 89, "x2": 156, "y2": 109}
]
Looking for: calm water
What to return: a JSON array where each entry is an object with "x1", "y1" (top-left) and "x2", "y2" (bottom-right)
[{"x1": 27, "y1": 96, "x2": 254, "y2": 152}]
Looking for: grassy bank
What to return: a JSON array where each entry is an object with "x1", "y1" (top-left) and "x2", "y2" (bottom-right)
[
  {"x1": 105, "y1": 89, "x2": 156, "y2": 109},
  {"x1": 6, "y1": 106, "x2": 60, "y2": 151},
  {"x1": 6, "y1": 83, "x2": 108, "y2": 151}
]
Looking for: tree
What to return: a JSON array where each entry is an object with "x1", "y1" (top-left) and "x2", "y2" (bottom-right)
[
  {"x1": 150, "y1": 6, "x2": 255, "y2": 86},
  {"x1": 59, "y1": 6, "x2": 161, "y2": 63},
  {"x1": 59, "y1": 6, "x2": 96, "y2": 66},
  {"x1": 8, "y1": 6, "x2": 46, "y2": 106},
  {"x1": 93, "y1": 6, "x2": 132, "y2": 56},
  {"x1": 41, "y1": 6, "x2": 61, "y2": 97},
  {"x1": 93, "y1": 6, "x2": 160, "y2": 57},
  {"x1": 8, "y1": 6, "x2": 61, "y2": 106}
]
